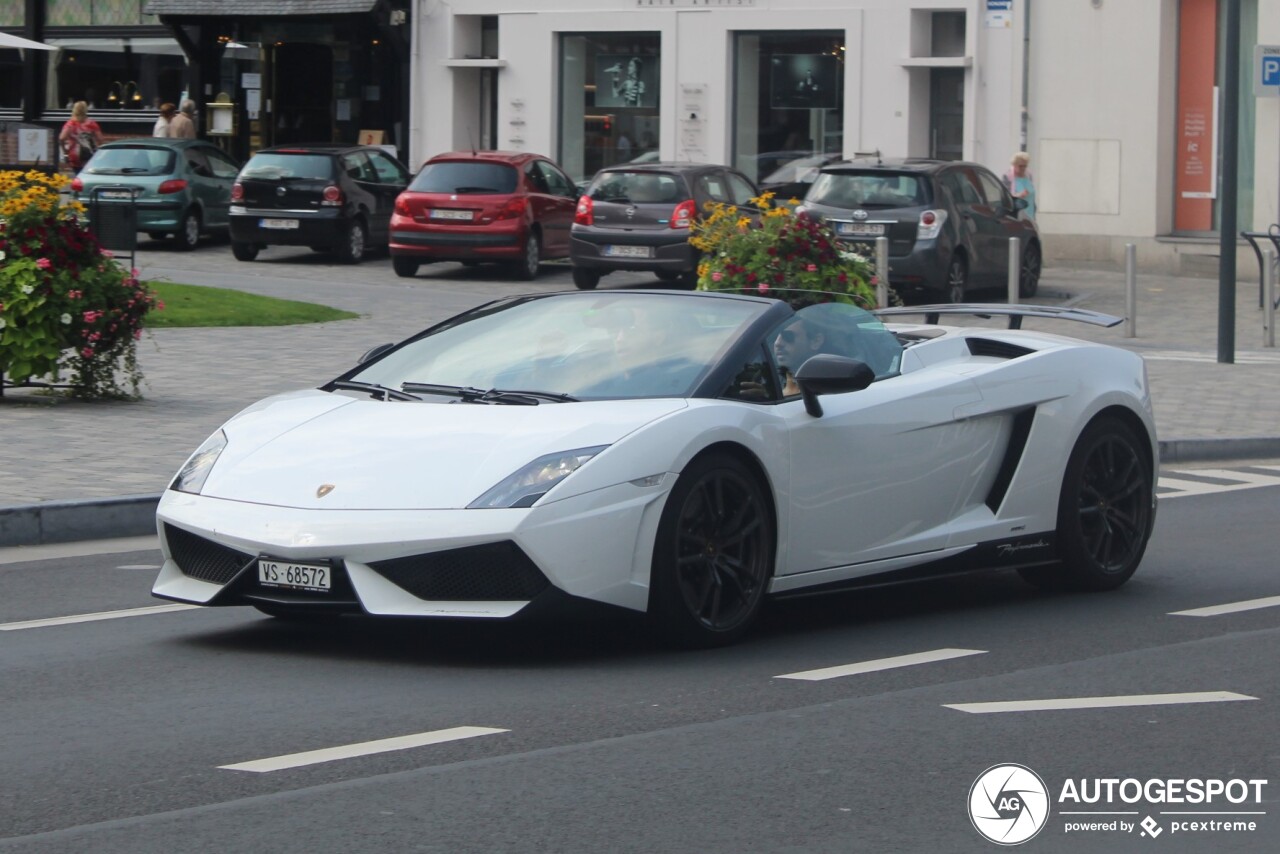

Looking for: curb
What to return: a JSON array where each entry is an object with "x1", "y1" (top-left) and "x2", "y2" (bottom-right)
[{"x1": 2, "y1": 436, "x2": 1279, "y2": 549}]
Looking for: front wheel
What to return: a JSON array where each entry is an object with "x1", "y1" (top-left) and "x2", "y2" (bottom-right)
[
  {"x1": 392, "y1": 256, "x2": 420, "y2": 278},
  {"x1": 945, "y1": 255, "x2": 967, "y2": 304},
  {"x1": 335, "y1": 218, "x2": 366, "y2": 264},
  {"x1": 572, "y1": 267, "x2": 601, "y2": 290},
  {"x1": 648, "y1": 453, "x2": 774, "y2": 647},
  {"x1": 1018, "y1": 242, "x2": 1041, "y2": 298},
  {"x1": 172, "y1": 209, "x2": 200, "y2": 251},
  {"x1": 231, "y1": 241, "x2": 259, "y2": 262}
]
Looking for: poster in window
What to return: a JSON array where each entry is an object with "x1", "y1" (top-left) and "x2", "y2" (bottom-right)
[
  {"x1": 595, "y1": 55, "x2": 659, "y2": 109},
  {"x1": 770, "y1": 54, "x2": 840, "y2": 110}
]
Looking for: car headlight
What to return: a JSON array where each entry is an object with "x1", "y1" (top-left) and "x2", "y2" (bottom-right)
[
  {"x1": 468, "y1": 445, "x2": 609, "y2": 509},
  {"x1": 169, "y1": 430, "x2": 227, "y2": 495}
]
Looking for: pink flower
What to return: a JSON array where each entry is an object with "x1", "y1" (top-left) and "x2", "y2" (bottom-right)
[
  {"x1": 806, "y1": 263, "x2": 817, "y2": 272},
  {"x1": 711, "y1": 272, "x2": 723, "y2": 282},
  {"x1": 67, "y1": 289, "x2": 82, "y2": 299},
  {"x1": 133, "y1": 329, "x2": 142, "y2": 340},
  {"x1": 869, "y1": 275, "x2": 879, "y2": 285},
  {"x1": 156, "y1": 300, "x2": 165, "y2": 311},
  {"x1": 757, "y1": 283, "x2": 770, "y2": 294},
  {"x1": 101, "y1": 249, "x2": 114, "y2": 259},
  {"x1": 35, "y1": 258, "x2": 52, "y2": 270},
  {"x1": 131, "y1": 268, "x2": 140, "y2": 277},
  {"x1": 83, "y1": 310, "x2": 100, "y2": 323},
  {"x1": 81, "y1": 347, "x2": 94, "y2": 358}
]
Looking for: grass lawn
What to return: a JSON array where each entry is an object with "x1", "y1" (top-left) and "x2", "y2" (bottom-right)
[{"x1": 144, "y1": 282, "x2": 360, "y2": 328}]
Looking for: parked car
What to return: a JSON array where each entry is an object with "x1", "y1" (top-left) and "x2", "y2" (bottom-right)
[
  {"x1": 798, "y1": 158, "x2": 1041, "y2": 303},
  {"x1": 151, "y1": 289, "x2": 1156, "y2": 648},
  {"x1": 70, "y1": 138, "x2": 241, "y2": 250},
  {"x1": 388, "y1": 151, "x2": 578, "y2": 280},
  {"x1": 757, "y1": 151, "x2": 844, "y2": 202},
  {"x1": 569, "y1": 162, "x2": 761, "y2": 290},
  {"x1": 228, "y1": 143, "x2": 410, "y2": 264}
]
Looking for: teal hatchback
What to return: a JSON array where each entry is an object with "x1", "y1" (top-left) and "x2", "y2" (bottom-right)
[{"x1": 70, "y1": 138, "x2": 242, "y2": 250}]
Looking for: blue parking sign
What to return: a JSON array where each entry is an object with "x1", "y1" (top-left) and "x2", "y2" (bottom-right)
[{"x1": 1255, "y1": 45, "x2": 1280, "y2": 97}]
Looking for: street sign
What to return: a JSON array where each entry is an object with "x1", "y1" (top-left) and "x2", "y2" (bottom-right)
[{"x1": 1253, "y1": 44, "x2": 1280, "y2": 97}]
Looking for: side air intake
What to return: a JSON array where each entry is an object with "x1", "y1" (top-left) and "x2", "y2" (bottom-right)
[{"x1": 967, "y1": 338, "x2": 1034, "y2": 359}]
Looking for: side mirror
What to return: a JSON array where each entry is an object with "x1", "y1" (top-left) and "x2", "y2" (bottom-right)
[
  {"x1": 358, "y1": 342, "x2": 395, "y2": 364},
  {"x1": 795, "y1": 355, "x2": 875, "y2": 417},
  {"x1": 1013, "y1": 197, "x2": 1029, "y2": 212}
]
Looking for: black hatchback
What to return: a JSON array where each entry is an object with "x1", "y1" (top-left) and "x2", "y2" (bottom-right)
[
  {"x1": 229, "y1": 144, "x2": 410, "y2": 264},
  {"x1": 569, "y1": 163, "x2": 760, "y2": 290},
  {"x1": 800, "y1": 158, "x2": 1041, "y2": 303}
]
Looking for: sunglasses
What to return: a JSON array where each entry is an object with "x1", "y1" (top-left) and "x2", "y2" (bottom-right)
[{"x1": 778, "y1": 329, "x2": 800, "y2": 344}]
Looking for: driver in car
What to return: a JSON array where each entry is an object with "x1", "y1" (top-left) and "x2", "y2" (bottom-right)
[{"x1": 774, "y1": 317, "x2": 828, "y2": 396}]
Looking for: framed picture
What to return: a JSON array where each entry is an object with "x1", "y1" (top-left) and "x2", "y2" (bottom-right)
[
  {"x1": 770, "y1": 54, "x2": 841, "y2": 110},
  {"x1": 595, "y1": 54, "x2": 659, "y2": 109}
]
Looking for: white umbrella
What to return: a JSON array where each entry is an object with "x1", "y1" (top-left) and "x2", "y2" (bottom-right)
[{"x1": 0, "y1": 31, "x2": 58, "y2": 51}]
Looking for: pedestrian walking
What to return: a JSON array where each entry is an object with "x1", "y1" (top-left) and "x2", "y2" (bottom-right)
[
  {"x1": 168, "y1": 100, "x2": 197, "y2": 139},
  {"x1": 153, "y1": 103, "x2": 176, "y2": 138},
  {"x1": 58, "y1": 101, "x2": 103, "y2": 173},
  {"x1": 1004, "y1": 151, "x2": 1036, "y2": 220}
]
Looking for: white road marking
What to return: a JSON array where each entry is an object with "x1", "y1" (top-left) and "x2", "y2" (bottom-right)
[
  {"x1": 1158, "y1": 467, "x2": 1280, "y2": 499},
  {"x1": 1169, "y1": 595, "x2": 1280, "y2": 617},
  {"x1": 775, "y1": 648, "x2": 987, "y2": 681},
  {"x1": 0, "y1": 603, "x2": 199, "y2": 631},
  {"x1": 219, "y1": 726, "x2": 509, "y2": 773},
  {"x1": 116, "y1": 564, "x2": 161, "y2": 570},
  {"x1": 1141, "y1": 349, "x2": 1280, "y2": 364},
  {"x1": 944, "y1": 691, "x2": 1256, "y2": 714}
]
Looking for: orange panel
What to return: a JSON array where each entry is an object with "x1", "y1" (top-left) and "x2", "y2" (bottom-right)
[{"x1": 1175, "y1": 0, "x2": 1218, "y2": 232}]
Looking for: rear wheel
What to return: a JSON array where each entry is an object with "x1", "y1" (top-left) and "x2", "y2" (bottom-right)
[
  {"x1": 172, "y1": 209, "x2": 200, "y2": 251},
  {"x1": 231, "y1": 241, "x2": 259, "y2": 262},
  {"x1": 335, "y1": 218, "x2": 366, "y2": 264},
  {"x1": 1018, "y1": 242, "x2": 1042, "y2": 298},
  {"x1": 392, "y1": 256, "x2": 420, "y2": 278},
  {"x1": 945, "y1": 255, "x2": 967, "y2": 303},
  {"x1": 512, "y1": 231, "x2": 541, "y2": 280},
  {"x1": 648, "y1": 453, "x2": 774, "y2": 648},
  {"x1": 572, "y1": 268, "x2": 601, "y2": 290}
]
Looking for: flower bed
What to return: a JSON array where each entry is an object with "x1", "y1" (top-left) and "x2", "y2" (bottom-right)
[{"x1": 0, "y1": 169, "x2": 161, "y2": 399}]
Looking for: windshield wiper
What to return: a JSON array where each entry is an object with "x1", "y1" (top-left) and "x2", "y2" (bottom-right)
[
  {"x1": 327, "y1": 380, "x2": 421, "y2": 401},
  {"x1": 400, "y1": 383, "x2": 577, "y2": 404}
]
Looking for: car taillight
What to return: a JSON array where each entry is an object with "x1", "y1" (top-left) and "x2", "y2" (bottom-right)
[
  {"x1": 917, "y1": 209, "x2": 948, "y2": 240},
  {"x1": 70, "y1": 178, "x2": 83, "y2": 192},
  {"x1": 230, "y1": 182, "x2": 243, "y2": 202},
  {"x1": 157, "y1": 179, "x2": 187, "y2": 195},
  {"x1": 322, "y1": 185, "x2": 343, "y2": 206},
  {"x1": 574, "y1": 195, "x2": 594, "y2": 226},
  {"x1": 671, "y1": 199, "x2": 696, "y2": 229},
  {"x1": 394, "y1": 194, "x2": 411, "y2": 216},
  {"x1": 495, "y1": 196, "x2": 527, "y2": 220}
]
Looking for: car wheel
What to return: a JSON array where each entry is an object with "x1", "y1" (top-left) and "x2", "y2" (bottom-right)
[
  {"x1": 655, "y1": 271, "x2": 682, "y2": 283},
  {"x1": 1026, "y1": 417, "x2": 1153, "y2": 591},
  {"x1": 648, "y1": 453, "x2": 774, "y2": 647},
  {"x1": 172, "y1": 209, "x2": 200, "y2": 251},
  {"x1": 392, "y1": 256, "x2": 420, "y2": 278},
  {"x1": 572, "y1": 268, "x2": 601, "y2": 290},
  {"x1": 231, "y1": 241, "x2": 260, "y2": 262},
  {"x1": 512, "y1": 231, "x2": 541, "y2": 280},
  {"x1": 946, "y1": 255, "x2": 967, "y2": 303},
  {"x1": 1018, "y1": 241, "x2": 1042, "y2": 298},
  {"x1": 335, "y1": 218, "x2": 366, "y2": 264}
]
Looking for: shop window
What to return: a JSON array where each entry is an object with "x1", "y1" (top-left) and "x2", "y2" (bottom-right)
[
  {"x1": 733, "y1": 31, "x2": 845, "y2": 186},
  {"x1": 559, "y1": 32, "x2": 660, "y2": 184},
  {"x1": 45, "y1": 38, "x2": 187, "y2": 111}
]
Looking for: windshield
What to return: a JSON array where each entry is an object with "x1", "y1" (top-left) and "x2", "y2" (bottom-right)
[
  {"x1": 85, "y1": 146, "x2": 175, "y2": 176},
  {"x1": 409, "y1": 161, "x2": 518, "y2": 194},
  {"x1": 807, "y1": 171, "x2": 928, "y2": 208},
  {"x1": 240, "y1": 153, "x2": 334, "y2": 181},
  {"x1": 348, "y1": 292, "x2": 765, "y2": 400},
  {"x1": 588, "y1": 171, "x2": 686, "y2": 204}
]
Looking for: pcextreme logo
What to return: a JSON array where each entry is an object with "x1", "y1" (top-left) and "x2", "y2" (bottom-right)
[{"x1": 968, "y1": 765, "x2": 1269, "y2": 845}]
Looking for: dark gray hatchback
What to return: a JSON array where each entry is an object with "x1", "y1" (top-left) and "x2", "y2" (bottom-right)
[
  {"x1": 800, "y1": 158, "x2": 1040, "y2": 303},
  {"x1": 569, "y1": 163, "x2": 760, "y2": 290}
]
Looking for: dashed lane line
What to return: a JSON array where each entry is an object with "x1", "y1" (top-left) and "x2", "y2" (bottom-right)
[
  {"x1": 0, "y1": 603, "x2": 199, "y2": 631},
  {"x1": 943, "y1": 691, "x2": 1256, "y2": 714},
  {"x1": 1169, "y1": 595, "x2": 1280, "y2": 618},
  {"x1": 219, "y1": 726, "x2": 510, "y2": 773},
  {"x1": 775, "y1": 648, "x2": 987, "y2": 681}
]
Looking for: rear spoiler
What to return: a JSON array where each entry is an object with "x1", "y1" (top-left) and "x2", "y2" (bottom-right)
[{"x1": 874, "y1": 303, "x2": 1123, "y2": 330}]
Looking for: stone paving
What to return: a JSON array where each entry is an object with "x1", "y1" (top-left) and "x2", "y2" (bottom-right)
[{"x1": 1, "y1": 241, "x2": 1278, "y2": 511}]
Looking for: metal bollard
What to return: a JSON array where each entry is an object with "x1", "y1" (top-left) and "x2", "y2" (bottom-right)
[
  {"x1": 1125, "y1": 243, "x2": 1137, "y2": 339},
  {"x1": 1265, "y1": 248, "x2": 1276, "y2": 348},
  {"x1": 875, "y1": 236, "x2": 889, "y2": 309},
  {"x1": 1007, "y1": 237, "x2": 1020, "y2": 304}
]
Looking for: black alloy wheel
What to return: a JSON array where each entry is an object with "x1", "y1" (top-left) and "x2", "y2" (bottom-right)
[
  {"x1": 335, "y1": 218, "x2": 366, "y2": 264},
  {"x1": 392, "y1": 255, "x2": 420, "y2": 278},
  {"x1": 513, "y1": 231, "x2": 541, "y2": 281},
  {"x1": 231, "y1": 241, "x2": 259, "y2": 262},
  {"x1": 946, "y1": 254, "x2": 967, "y2": 303},
  {"x1": 1026, "y1": 417, "x2": 1153, "y2": 591},
  {"x1": 1019, "y1": 241, "x2": 1042, "y2": 298},
  {"x1": 649, "y1": 453, "x2": 774, "y2": 647},
  {"x1": 572, "y1": 267, "x2": 601, "y2": 290},
  {"x1": 173, "y1": 209, "x2": 200, "y2": 251}
]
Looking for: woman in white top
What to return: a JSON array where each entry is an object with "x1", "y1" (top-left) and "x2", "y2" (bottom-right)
[{"x1": 153, "y1": 103, "x2": 176, "y2": 138}]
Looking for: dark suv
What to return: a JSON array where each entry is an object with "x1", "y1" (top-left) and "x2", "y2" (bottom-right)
[
  {"x1": 229, "y1": 143, "x2": 410, "y2": 264},
  {"x1": 569, "y1": 163, "x2": 760, "y2": 290},
  {"x1": 800, "y1": 158, "x2": 1040, "y2": 302}
]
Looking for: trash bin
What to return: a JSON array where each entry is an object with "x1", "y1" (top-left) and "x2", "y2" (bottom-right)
[{"x1": 87, "y1": 186, "x2": 139, "y2": 269}]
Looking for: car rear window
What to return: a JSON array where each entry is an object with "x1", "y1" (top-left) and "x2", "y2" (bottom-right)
[
  {"x1": 408, "y1": 162, "x2": 518, "y2": 194},
  {"x1": 240, "y1": 153, "x2": 335, "y2": 181},
  {"x1": 84, "y1": 146, "x2": 175, "y2": 176},
  {"x1": 807, "y1": 171, "x2": 928, "y2": 208},
  {"x1": 588, "y1": 171, "x2": 686, "y2": 204}
]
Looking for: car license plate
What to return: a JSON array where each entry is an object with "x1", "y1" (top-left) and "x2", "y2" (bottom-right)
[
  {"x1": 99, "y1": 190, "x2": 132, "y2": 200},
  {"x1": 258, "y1": 559, "x2": 331, "y2": 592},
  {"x1": 836, "y1": 222, "x2": 886, "y2": 236},
  {"x1": 260, "y1": 218, "x2": 300, "y2": 230},
  {"x1": 430, "y1": 209, "x2": 474, "y2": 221},
  {"x1": 603, "y1": 244, "x2": 653, "y2": 258}
]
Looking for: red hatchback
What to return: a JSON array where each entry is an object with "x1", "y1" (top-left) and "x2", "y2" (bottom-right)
[{"x1": 389, "y1": 151, "x2": 579, "y2": 280}]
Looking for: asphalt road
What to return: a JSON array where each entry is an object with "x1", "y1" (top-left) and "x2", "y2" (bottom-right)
[{"x1": 0, "y1": 467, "x2": 1277, "y2": 852}]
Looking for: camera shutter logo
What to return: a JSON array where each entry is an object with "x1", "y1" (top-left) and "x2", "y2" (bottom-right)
[{"x1": 968, "y1": 764, "x2": 1050, "y2": 845}]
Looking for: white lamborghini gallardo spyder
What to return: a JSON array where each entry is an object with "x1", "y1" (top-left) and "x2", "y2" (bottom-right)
[{"x1": 153, "y1": 289, "x2": 1157, "y2": 647}]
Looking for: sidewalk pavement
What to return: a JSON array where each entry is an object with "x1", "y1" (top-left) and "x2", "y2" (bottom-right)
[{"x1": 1, "y1": 249, "x2": 1278, "y2": 548}]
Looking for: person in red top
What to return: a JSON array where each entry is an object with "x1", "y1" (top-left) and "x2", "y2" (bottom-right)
[{"x1": 59, "y1": 101, "x2": 104, "y2": 172}]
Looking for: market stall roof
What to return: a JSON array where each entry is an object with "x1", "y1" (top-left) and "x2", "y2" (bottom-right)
[{"x1": 0, "y1": 31, "x2": 58, "y2": 51}]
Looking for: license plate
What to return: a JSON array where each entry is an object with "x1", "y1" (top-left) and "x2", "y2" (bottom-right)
[
  {"x1": 837, "y1": 222, "x2": 886, "y2": 236},
  {"x1": 99, "y1": 190, "x2": 132, "y2": 200},
  {"x1": 430, "y1": 209, "x2": 474, "y2": 221},
  {"x1": 258, "y1": 559, "x2": 331, "y2": 592},
  {"x1": 260, "y1": 218, "x2": 300, "y2": 230},
  {"x1": 603, "y1": 244, "x2": 653, "y2": 258}
]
